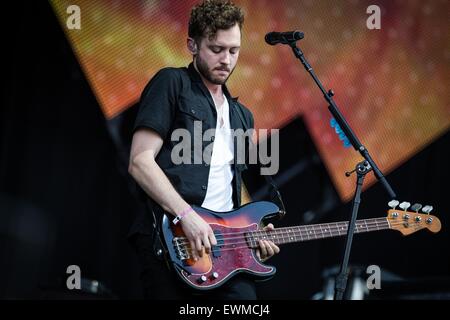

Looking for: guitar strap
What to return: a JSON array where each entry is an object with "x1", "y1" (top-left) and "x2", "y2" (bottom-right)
[{"x1": 146, "y1": 198, "x2": 171, "y2": 268}]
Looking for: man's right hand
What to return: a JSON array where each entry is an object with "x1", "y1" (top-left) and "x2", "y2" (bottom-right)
[{"x1": 179, "y1": 208, "x2": 217, "y2": 261}]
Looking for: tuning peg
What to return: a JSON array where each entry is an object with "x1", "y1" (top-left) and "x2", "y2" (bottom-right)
[
  {"x1": 422, "y1": 205, "x2": 433, "y2": 214},
  {"x1": 388, "y1": 200, "x2": 400, "y2": 209},
  {"x1": 399, "y1": 202, "x2": 411, "y2": 211},
  {"x1": 410, "y1": 203, "x2": 422, "y2": 213}
]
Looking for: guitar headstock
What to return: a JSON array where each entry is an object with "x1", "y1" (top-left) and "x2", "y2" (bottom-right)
[{"x1": 387, "y1": 200, "x2": 441, "y2": 236}]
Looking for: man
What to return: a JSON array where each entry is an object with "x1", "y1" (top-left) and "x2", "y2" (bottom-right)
[{"x1": 128, "y1": 0, "x2": 279, "y2": 300}]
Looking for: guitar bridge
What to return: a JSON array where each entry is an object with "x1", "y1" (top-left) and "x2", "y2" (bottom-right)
[{"x1": 173, "y1": 237, "x2": 190, "y2": 261}]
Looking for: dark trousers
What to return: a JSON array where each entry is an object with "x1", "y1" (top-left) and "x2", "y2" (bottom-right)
[{"x1": 131, "y1": 233, "x2": 257, "y2": 300}]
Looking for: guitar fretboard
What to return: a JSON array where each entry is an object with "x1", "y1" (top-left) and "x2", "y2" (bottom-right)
[{"x1": 246, "y1": 217, "x2": 390, "y2": 248}]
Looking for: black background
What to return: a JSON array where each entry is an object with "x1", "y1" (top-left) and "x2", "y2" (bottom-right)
[{"x1": 1, "y1": 1, "x2": 448, "y2": 299}]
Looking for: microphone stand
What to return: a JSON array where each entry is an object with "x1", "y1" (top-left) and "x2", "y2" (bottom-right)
[{"x1": 286, "y1": 41, "x2": 397, "y2": 300}]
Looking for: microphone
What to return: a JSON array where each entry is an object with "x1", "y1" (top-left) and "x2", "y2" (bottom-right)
[{"x1": 265, "y1": 30, "x2": 304, "y2": 45}]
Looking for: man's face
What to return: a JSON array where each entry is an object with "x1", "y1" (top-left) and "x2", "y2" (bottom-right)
[{"x1": 194, "y1": 24, "x2": 241, "y2": 85}]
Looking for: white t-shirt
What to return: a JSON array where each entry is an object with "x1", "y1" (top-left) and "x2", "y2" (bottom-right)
[{"x1": 201, "y1": 94, "x2": 234, "y2": 212}]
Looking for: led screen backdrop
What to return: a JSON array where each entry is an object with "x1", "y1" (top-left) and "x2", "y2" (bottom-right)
[{"x1": 50, "y1": 0, "x2": 450, "y2": 200}]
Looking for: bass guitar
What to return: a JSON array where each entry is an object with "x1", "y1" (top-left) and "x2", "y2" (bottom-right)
[{"x1": 160, "y1": 201, "x2": 440, "y2": 290}]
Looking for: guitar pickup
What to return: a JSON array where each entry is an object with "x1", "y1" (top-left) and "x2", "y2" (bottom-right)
[{"x1": 212, "y1": 230, "x2": 224, "y2": 258}]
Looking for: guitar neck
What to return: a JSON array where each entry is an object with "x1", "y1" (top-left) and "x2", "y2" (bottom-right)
[{"x1": 247, "y1": 217, "x2": 390, "y2": 247}]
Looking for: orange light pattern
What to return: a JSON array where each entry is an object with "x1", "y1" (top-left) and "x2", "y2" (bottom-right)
[{"x1": 50, "y1": 0, "x2": 450, "y2": 200}]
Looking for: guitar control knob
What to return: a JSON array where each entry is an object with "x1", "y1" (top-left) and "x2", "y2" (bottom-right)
[
  {"x1": 211, "y1": 272, "x2": 219, "y2": 279},
  {"x1": 198, "y1": 275, "x2": 208, "y2": 283}
]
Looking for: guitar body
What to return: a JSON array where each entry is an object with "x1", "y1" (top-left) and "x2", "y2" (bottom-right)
[{"x1": 161, "y1": 201, "x2": 280, "y2": 290}]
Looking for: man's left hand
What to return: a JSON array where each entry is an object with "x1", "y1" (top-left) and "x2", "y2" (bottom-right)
[{"x1": 255, "y1": 223, "x2": 280, "y2": 262}]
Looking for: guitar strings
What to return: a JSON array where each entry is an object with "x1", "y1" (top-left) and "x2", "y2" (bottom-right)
[
  {"x1": 179, "y1": 222, "x2": 418, "y2": 247},
  {"x1": 179, "y1": 224, "x2": 425, "y2": 256},
  {"x1": 175, "y1": 218, "x2": 392, "y2": 245},
  {"x1": 174, "y1": 218, "x2": 417, "y2": 246},
  {"x1": 175, "y1": 220, "x2": 423, "y2": 256}
]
